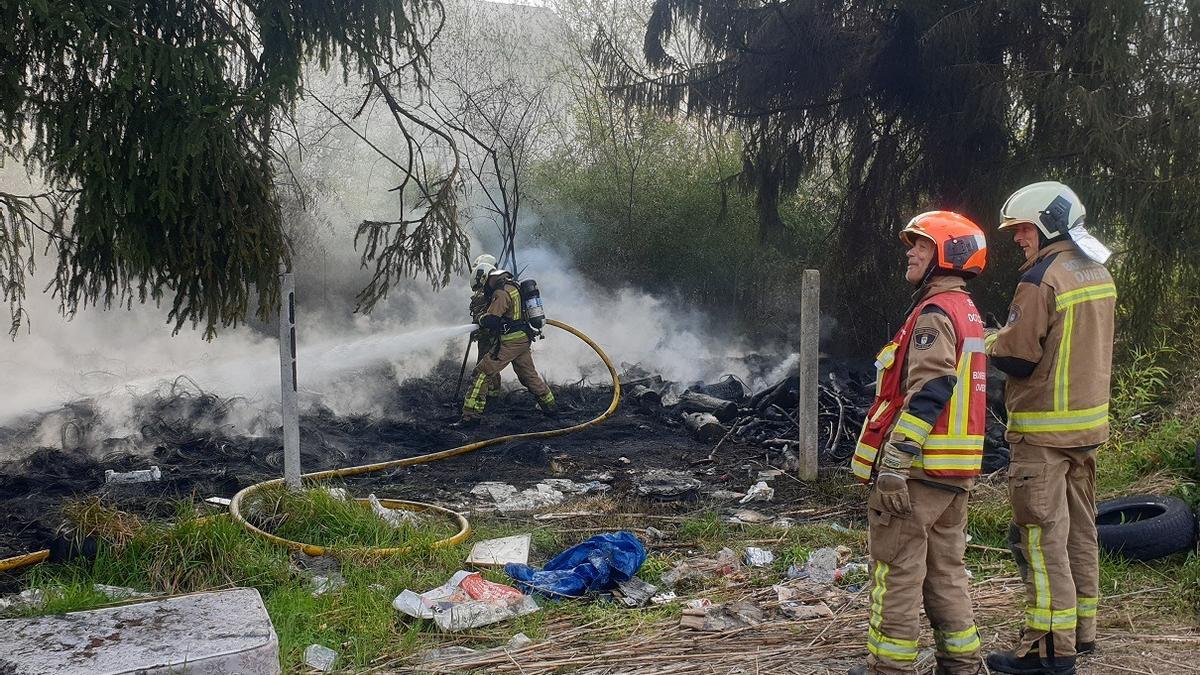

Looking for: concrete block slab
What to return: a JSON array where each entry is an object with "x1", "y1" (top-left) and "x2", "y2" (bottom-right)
[
  {"x1": 0, "y1": 587, "x2": 281, "y2": 675},
  {"x1": 466, "y1": 534, "x2": 531, "y2": 567}
]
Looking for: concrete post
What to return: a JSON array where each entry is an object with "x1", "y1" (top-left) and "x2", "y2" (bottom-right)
[
  {"x1": 797, "y1": 269, "x2": 820, "y2": 481},
  {"x1": 278, "y1": 269, "x2": 301, "y2": 490}
]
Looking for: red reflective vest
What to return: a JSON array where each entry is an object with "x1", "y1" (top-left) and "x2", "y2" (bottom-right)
[{"x1": 851, "y1": 290, "x2": 987, "y2": 483}]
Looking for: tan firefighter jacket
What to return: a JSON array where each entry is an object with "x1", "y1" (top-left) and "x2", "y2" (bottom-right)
[{"x1": 985, "y1": 240, "x2": 1116, "y2": 448}]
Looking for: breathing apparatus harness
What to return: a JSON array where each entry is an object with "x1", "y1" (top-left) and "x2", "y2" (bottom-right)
[{"x1": 479, "y1": 275, "x2": 546, "y2": 358}]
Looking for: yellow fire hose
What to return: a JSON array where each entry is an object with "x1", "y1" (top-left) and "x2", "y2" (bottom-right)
[{"x1": 0, "y1": 319, "x2": 620, "y2": 570}]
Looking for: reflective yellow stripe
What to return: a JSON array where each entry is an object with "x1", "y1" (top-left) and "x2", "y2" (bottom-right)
[
  {"x1": 463, "y1": 372, "x2": 490, "y2": 412},
  {"x1": 1077, "y1": 596, "x2": 1098, "y2": 618},
  {"x1": 921, "y1": 434, "x2": 984, "y2": 450},
  {"x1": 1008, "y1": 403, "x2": 1109, "y2": 433},
  {"x1": 1055, "y1": 304, "x2": 1074, "y2": 411},
  {"x1": 539, "y1": 391, "x2": 555, "y2": 405},
  {"x1": 894, "y1": 412, "x2": 932, "y2": 444},
  {"x1": 935, "y1": 625, "x2": 981, "y2": 655},
  {"x1": 500, "y1": 331, "x2": 528, "y2": 342},
  {"x1": 868, "y1": 626, "x2": 919, "y2": 661},
  {"x1": 870, "y1": 561, "x2": 888, "y2": 629},
  {"x1": 913, "y1": 453, "x2": 983, "y2": 472},
  {"x1": 984, "y1": 332, "x2": 998, "y2": 353},
  {"x1": 508, "y1": 287, "x2": 523, "y2": 321},
  {"x1": 1055, "y1": 283, "x2": 1116, "y2": 311},
  {"x1": 852, "y1": 442, "x2": 879, "y2": 481},
  {"x1": 946, "y1": 351, "x2": 972, "y2": 436},
  {"x1": 1023, "y1": 525, "x2": 1079, "y2": 631}
]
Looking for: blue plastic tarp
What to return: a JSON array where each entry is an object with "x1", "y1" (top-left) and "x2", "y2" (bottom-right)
[{"x1": 504, "y1": 531, "x2": 647, "y2": 598}]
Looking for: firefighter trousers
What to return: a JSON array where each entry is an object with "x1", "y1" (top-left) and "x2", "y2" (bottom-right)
[
  {"x1": 475, "y1": 338, "x2": 501, "y2": 396},
  {"x1": 462, "y1": 337, "x2": 554, "y2": 417},
  {"x1": 1007, "y1": 442, "x2": 1098, "y2": 658},
  {"x1": 866, "y1": 479, "x2": 981, "y2": 675}
]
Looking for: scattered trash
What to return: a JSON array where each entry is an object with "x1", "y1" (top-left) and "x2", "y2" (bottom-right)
[
  {"x1": 618, "y1": 456, "x2": 631, "y2": 465},
  {"x1": 324, "y1": 487, "x2": 349, "y2": 501},
  {"x1": 506, "y1": 632, "x2": 534, "y2": 650},
  {"x1": 467, "y1": 534, "x2": 532, "y2": 567},
  {"x1": 772, "y1": 517, "x2": 796, "y2": 528},
  {"x1": 835, "y1": 562, "x2": 869, "y2": 581},
  {"x1": 804, "y1": 546, "x2": 854, "y2": 584},
  {"x1": 635, "y1": 469, "x2": 702, "y2": 500},
  {"x1": 417, "y1": 646, "x2": 480, "y2": 664},
  {"x1": 786, "y1": 564, "x2": 806, "y2": 580},
  {"x1": 368, "y1": 493, "x2": 418, "y2": 527},
  {"x1": 470, "y1": 480, "x2": 609, "y2": 513},
  {"x1": 651, "y1": 591, "x2": 678, "y2": 605},
  {"x1": 0, "y1": 589, "x2": 46, "y2": 612},
  {"x1": 583, "y1": 471, "x2": 614, "y2": 482},
  {"x1": 104, "y1": 466, "x2": 161, "y2": 484},
  {"x1": 614, "y1": 577, "x2": 658, "y2": 608},
  {"x1": 506, "y1": 531, "x2": 647, "y2": 598},
  {"x1": 681, "y1": 411, "x2": 724, "y2": 441},
  {"x1": 710, "y1": 489, "x2": 746, "y2": 501},
  {"x1": 394, "y1": 570, "x2": 539, "y2": 631},
  {"x1": 828, "y1": 523, "x2": 853, "y2": 534},
  {"x1": 680, "y1": 600, "x2": 763, "y2": 631},
  {"x1": 304, "y1": 644, "x2": 339, "y2": 672},
  {"x1": 744, "y1": 547, "x2": 775, "y2": 567},
  {"x1": 311, "y1": 573, "x2": 347, "y2": 597},
  {"x1": 781, "y1": 599, "x2": 835, "y2": 620},
  {"x1": 660, "y1": 547, "x2": 742, "y2": 589},
  {"x1": 729, "y1": 508, "x2": 772, "y2": 524},
  {"x1": 757, "y1": 469, "x2": 784, "y2": 481},
  {"x1": 684, "y1": 598, "x2": 711, "y2": 610},
  {"x1": 738, "y1": 481, "x2": 774, "y2": 504},
  {"x1": 204, "y1": 496, "x2": 231, "y2": 507},
  {"x1": 644, "y1": 526, "x2": 666, "y2": 542},
  {"x1": 94, "y1": 584, "x2": 153, "y2": 601}
]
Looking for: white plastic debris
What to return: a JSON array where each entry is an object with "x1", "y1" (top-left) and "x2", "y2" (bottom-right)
[
  {"x1": 393, "y1": 570, "x2": 539, "y2": 631},
  {"x1": 204, "y1": 497, "x2": 231, "y2": 507},
  {"x1": 738, "y1": 481, "x2": 774, "y2": 504},
  {"x1": 684, "y1": 598, "x2": 712, "y2": 610},
  {"x1": 304, "y1": 644, "x2": 339, "y2": 672},
  {"x1": 311, "y1": 573, "x2": 346, "y2": 597},
  {"x1": 324, "y1": 487, "x2": 349, "y2": 501},
  {"x1": 104, "y1": 467, "x2": 161, "y2": 484},
  {"x1": 506, "y1": 632, "x2": 534, "y2": 650},
  {"x1": 744, "y1": 547, "x2": 775, "y2": 567},
  {"x1": 650, "y1": 591, "x2": 677, "y2": 605},
  {"x1": 368, "y1": 493, "x2": 417, "y2": 528},
  {"x1": 466, "y1": 534, "x2": 531, "y2": 567},
  {"x1": 0, "y1": 589, "x2": 46, "y2": 612}
]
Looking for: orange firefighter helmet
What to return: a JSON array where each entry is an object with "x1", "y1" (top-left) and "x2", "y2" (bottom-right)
[{"x1": 900, "y1": 211, "x2": 988, "y2": 278}]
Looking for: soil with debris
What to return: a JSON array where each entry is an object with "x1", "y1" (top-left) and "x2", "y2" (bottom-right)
[{"x1": 0, "y1": 357, "x2": 880, "y2": 565}]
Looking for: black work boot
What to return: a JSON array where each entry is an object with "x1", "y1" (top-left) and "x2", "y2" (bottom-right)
[
  {"x1": 987, "y1": 636, "x2": 1077, "y2": 675},
  {"x1": 846, "y1": 666, "x2": 868, "y2": 675},
  {"x1": 1075, "y1": 641, "x2": 1095, "y2": 655}
]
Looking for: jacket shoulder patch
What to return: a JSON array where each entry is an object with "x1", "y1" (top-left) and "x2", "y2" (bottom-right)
[{"x1": 913, "y1": 327, "x2": 939, "y2": 350}]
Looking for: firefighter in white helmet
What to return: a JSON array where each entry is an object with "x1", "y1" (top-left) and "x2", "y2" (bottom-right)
[
  {"x1": 984, "y1": 181, "x2": 1115, "y2": 675},
  {"x1": 458, "y1": 265, "x2": 556, "y2": 426}
]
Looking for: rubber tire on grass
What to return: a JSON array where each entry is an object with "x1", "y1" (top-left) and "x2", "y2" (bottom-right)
[{"x1": 1096, "y1": 495, "x2": 1197, "y2": 561}]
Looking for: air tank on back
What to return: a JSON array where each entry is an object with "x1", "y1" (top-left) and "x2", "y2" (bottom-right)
[{"x1": 519, "y1": 279, "x2": 545, "y2": 329}]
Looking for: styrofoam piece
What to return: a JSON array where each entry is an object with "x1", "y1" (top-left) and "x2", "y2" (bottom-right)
[
  {"x1": 104, "y1": 466, "x2": 161, "y2": 484},
  {"x1": 466, "y1": 534, "x2": 531, "y2": 567},
  {"x1": 0, "y1": 587, "x2": 280, "y2": 674}
]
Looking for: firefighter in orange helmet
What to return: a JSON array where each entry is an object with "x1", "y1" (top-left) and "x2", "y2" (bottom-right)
[{"x1": 848, "y1": 212, "x2": 988, "y2": 675}]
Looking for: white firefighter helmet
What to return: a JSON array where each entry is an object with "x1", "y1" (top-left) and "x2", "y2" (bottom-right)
[
  {"x1": 999, "y1": 181, "x2": 1085, "y2": 241},
  {"x1": 472, "y1": 253, "x2": 497, "y2": 268},
  {"x1": 470, "y1": 260, "x2": 496, "y2": 290}
]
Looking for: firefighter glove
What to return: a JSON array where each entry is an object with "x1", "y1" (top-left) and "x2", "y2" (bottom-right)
[
  {"x1": 876, "y1": 441, "x2": 917, "y2": 517},
  {"x1": 478, "y1": 314, "x2": 504, "y2": 334}
]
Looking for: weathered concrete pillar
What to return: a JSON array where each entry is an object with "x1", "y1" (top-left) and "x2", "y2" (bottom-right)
[
  {"x1": 279, "y1": 268, "x2": 301, "y2": 490},
  {"x1": 797, "y1": 269, "x2": 820, "y2": 481}
]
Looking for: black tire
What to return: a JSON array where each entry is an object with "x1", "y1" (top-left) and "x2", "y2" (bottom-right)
[{"x1": 1096, "y1": 495, "x2": 1197, "y2": 561}]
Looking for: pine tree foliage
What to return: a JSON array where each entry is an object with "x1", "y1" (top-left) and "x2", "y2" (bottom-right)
[
  {"x1": 0, "y1": 0, "x2": 456, "y2": 337},
  {"x1": 601, "y1": 1, "x2": 1200, "y2": 348}
]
